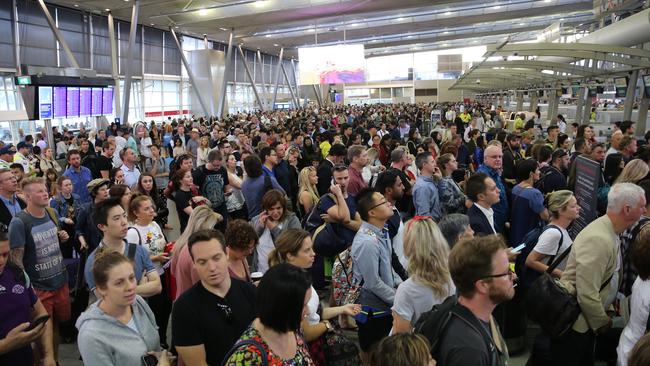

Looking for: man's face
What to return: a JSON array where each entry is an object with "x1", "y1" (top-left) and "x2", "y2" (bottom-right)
[
  {"x1": 591, "y1": 146, "x2": 606, "y2": 162},
  {"x1": 24, "y1": 183, "x2": 49, "y2": 208},
  {"x1": 266, "y1": 150, "x2": 278, "y2": 166},
  {"x1": 100, "y1": 205, "x2": 129, "y2": 240},
  {"x1": 626, "y1": 196, "x2": 647, "y2": 225},
  {"x1": 0, "y1": 172, "x2": 17, "y2": 194},
  {"x1": 388, "y1": 179, "x2": 404, "y2": 201},
  {"x1": 99, "y1": 130, "x2": 106, "y2": 139},
  {"x1": 508, "y1": 139, "x2": 520, "y2": 150},
  {"x1": 584, "y1": 127, "x2": 593, "y2": 139},
  {"x1": 558, "y1": 155, "x2": 570, "y2": 170},
  {"x1": 181, "y1": 158, "x2": 193, "y2": 171},
  {"x1": 333, "y1": 169, "x2": 350, "y2": 192},
  {"x1": 104, "y1": 144, "x2": 115, "y2": 157},
  {"x1": 549, "y1": 129, "x2": 558, "y2": 140},
  {"x1": 486, "y1": 249, "x2": 516, "y2": 304},
  {"x1": 368, "y1": 192, "x2": 393, "y2": 221},
  {"x1": 191, "y1": 239, "x2": 229, "y2": 288},
  {"x1": 18, "y1": 147, "x2": 28, "y2": 156},
  {"x1": 611, "y1": 133, "x2": 623, "y2": 149},
  {"x1": 482, "y1": 177, "x2": 501, "y2": 205},
  {"x1": 68, "y1": 154, "x2": 81, "y2": 168},
  {"x1": 125, "y1": 149, "x2": 136, "y2": 164},
  {"x1": 11, "y1": 168, "x2": 23, "y2": 182},
  {"x1": 275, "y1": 145, "x2": 286, "y2": 159},
  {"x1": 355, "y1": 150, "x2": 369, "y2": 167},
  {"x1": 484, "y1": 147, "x2": 503, "y2": 170},
  {"x1": 0, "y1": 240, "x2": 9, "y2": 275},
  {"x1": 627, "y1": 140, "x2": 638, "y2": 155}
]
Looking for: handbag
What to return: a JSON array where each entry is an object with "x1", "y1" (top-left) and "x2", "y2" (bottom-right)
[
  {"x1": 526, "y1": 245, "x2": 612, "y2": 338},
  {"x1": 323, "y1": 325, "x2": 361, "y2": 366}
]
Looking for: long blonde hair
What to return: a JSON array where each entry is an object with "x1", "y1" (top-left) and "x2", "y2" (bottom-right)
[
  {"x1": 403, "y1": 218, "x2": 452, "y2": 298},
  {"x1": 615, "y1": 159, "x2": 649, "y2": 184},
  {"x1": 298, "y1": 167, "x2": 319, "y2": 204},
  {"x1": 171, "y1": 205, "x2": 222, "y2": 260}
]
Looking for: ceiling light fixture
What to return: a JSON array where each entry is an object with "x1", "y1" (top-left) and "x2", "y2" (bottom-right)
[
  {"x1": 198, "y1": 9, "x2": 208, "y2": 15},
  {"x1": 396, "y1": 17, "x2": 406, "y2": 21},
  {"x1": 254, "y1": 0, "x2": 270, "y2": 8},
  {"x1": 150, "y1": 23, "x2": 155, "y2": 26},
  {"x1": 444, "y1": 11, "x2": 452, "y2": 15},
  {"x1": 265, "y1": 34, "x2": 272, "y2": 37},
  {"x1": 219, "y1": 27, "x2": 228, "y2": 31},
  {"x1": 492, "y1": 5, "x2": 502, "y2": 9},
  {"x1": 105, "y1": 8, "x2": 110, "y2": 11},
  {"x1": 74, "y1": 4, "x2": 79, "y2": 7},
  {"x1": 350, "y1": 23, "x2": 360, "y2": 27},
  {"x1": 443, "y1": 31, "x2": 450, "y2": 34},
  {"x1": 273, "y1": 43, "x2": 279, "y2": 46}
]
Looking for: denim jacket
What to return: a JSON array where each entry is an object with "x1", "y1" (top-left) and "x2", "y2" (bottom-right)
[{"x1": 50, "y1": 193, "x2": 82, "y2": 223}]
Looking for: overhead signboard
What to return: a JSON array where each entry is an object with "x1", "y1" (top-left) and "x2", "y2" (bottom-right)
[
  {"x1": 643, "y1": 75, "x2": 650, "y2": 97},
  {"x1": 298, "y1": 44, "x2": 366, "y2": 85},
  {"x1": 614, "y1": 77, "x2": 628, "y2": 98}
]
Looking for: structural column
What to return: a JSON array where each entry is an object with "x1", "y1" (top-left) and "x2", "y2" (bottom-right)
[
  {"x1": 582, "y1": 89, "x2": 593, "y2": 123},
  {"x1": 575, "y1": 86, "x2": 586, "y2": 124},
  {"x1": 107, "y1": 12, "x2": 122, "y2": 120},
  {"x1": 218, "y1": 31, "x2": 233, "y2": 118},
  {"x1": 515, "y1": 92, "x2": 524, "y2": 112},
  {"x1": 271, "y1": 47, "x2": 284, "y2": 109},
  {"x1": 121, "y1": 0, "x2": 140, "y2": 125},
  {"x1": 237, "y1": 45, "x2": 264, "y2": 111},
  {"x1": 623, "y1": 70, "x2": 639, "y2": 121},
  {"x1": 280, "y1": 63, "x2": 298, "y2": 108},
  {"x1": 37, "y1": 0, "x2": 80, "y2": 69},
  {"x1": 529, "y1": 93, "x2": 538, "y2": 113},
  {"x1": 550, "y1": 88, "x2": 561, "y2": 122},
  {"x1": 256, "y1": 50, "x2": 269, "y2": 109},
  {"x1": 169, "y1": 28, "x2": 210, "y2": 117}
]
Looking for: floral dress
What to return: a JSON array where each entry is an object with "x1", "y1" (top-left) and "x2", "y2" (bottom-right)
[{"x1": 223, "y1": 325, "x2": 314, "y2": 366}]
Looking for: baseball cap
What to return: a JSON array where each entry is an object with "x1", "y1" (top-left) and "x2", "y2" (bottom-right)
[
  {"x1": 0, "y1": 144, "x2": 16, "y2": 155},
  {"x1": 87, "y1": 178, "x2": 110, "y2": 193},
  {"x1": 16, "y1": 141, "x2": 31, "y2": 150}
]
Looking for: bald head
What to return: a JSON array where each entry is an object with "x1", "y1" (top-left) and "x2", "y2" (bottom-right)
[
  {"x1": 483, "y1": 145, "x2": 503, "y2": 170},
  {"x1": 611, "y1": 130, "x2": 623, "y2": 150}
]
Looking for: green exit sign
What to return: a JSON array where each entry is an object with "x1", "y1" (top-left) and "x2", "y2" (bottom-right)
[{"x1": 16, "y1": 76, "x2": 31, "y2": 85}]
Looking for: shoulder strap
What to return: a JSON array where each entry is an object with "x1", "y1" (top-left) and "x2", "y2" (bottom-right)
[
  {"x1": 220, "y1": 338, "x2": 268, "y2": 366},
  {"x1": 127, "y1": 226, "x2": 143, "y2": 245},
  {"x1": 127, "y1": 242, "x2": 138, "y2": 261},
  {"x1": 543, "y1": 225, "x2": 564, "y2": 265},
  {"x1": 44, "y1": 207, "x2": 60, "y2": 229}
]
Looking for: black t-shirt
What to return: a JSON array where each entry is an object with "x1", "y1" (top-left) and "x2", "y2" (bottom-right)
[
  {"x1": 192, "y1": 165, "x2": 229, "y2": 210},
  {"x1": 388, "y1": 168, "x2": 412, "y2": 213},
  {"x1": 173, "y1": 188, "x2": 193, "y2": 232},
  {"x1": 96, "y1": 155, "x2": 113, "y2": 175},
  {"x1": 172, "y1": 279, "x2": 256, "y2": 365}
]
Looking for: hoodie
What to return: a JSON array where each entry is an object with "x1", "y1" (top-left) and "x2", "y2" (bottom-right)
[{"x1": 76, "y1": 296, "x2": 160, "y2": 365}]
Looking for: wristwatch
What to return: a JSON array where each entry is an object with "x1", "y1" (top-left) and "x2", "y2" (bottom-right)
[{"x1": 323, "y1": 320, "x2": 333, "y2": 332}]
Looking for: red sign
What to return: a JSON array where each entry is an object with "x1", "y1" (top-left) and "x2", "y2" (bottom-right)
[{"x1": 144, "y1": 109, "x2": 189, "y2": 118}]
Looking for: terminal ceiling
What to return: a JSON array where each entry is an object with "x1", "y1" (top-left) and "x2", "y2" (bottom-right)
[{"x1": 46, "y1": 0, "x2": 596, "y2": 58}]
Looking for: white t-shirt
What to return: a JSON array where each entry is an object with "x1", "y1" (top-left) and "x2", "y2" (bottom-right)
[
  {"x1": 392, "y1": 278, "x2": 456, "y2": 327},
  {"x1": 126, "y1": 222, "x2": 166, "y2": 275},
  {"x1": 617, "y1": 278, "x2": 650, "y2": 366},
  {"x1": 140, "y1": 137, "x2": 152, "y2": 158},
  {"x1": 306, "y1": 285, "x2": 321, "y2": 325},
  {"x1": 532, "y1": 225, "x2": 572, "y2": 271}
]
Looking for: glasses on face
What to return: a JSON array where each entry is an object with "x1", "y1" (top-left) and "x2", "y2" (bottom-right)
[
  {"x1": 479, "y1": 268, "x2": 515, "y2": 281},
  {"x1": 369, "y1": 200, "x2": 390, "y2": 211},
  {"x1": 486, "y1": 155, "x2": 503, "y2": 160}
]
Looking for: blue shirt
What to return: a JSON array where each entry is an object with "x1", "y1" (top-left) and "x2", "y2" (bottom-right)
[
  {"x1": 477, "y1": 164, "x2": 508, "y2": 232},
  {"x1": 63, "y1": 166, "x2": 93, "y2": 204},
  {"x1": 0, "y1": 195, "x2": 22, "y2": 217},
  {"x1": 412, "y1": 175, "x2": 442, "y2": 221},
  {"x1": 84, "y1": 241, "x2": 156, "y2": 291},
  {"x1": 351, "y1": 222, "x2": 396, "y2": 311}
]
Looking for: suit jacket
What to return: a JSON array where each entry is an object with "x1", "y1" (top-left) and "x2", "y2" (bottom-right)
[
  {"x1": 467, "y1": 204, "x2": 496, "y2": 236},
  {"x1": 560, "y1": 215, "x2": 618, "y2": 333},
  {"x1": 316, "y1": 159, "x2": 335, "y2": 197},
  {"x1": 0, "y1": 196, "x2": 26, "y2": 229}
]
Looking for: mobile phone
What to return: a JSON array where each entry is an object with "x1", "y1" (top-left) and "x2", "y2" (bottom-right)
[
  {"x1": 511, "y1": 243, "x2": 526, "y2": 253},
  {"x1": 331, "y1": 178, "x2": 336, "y2": 186},
  {"x1": 142, "y1": 354, "x2": 158, "y2": 366},
  {"x1": 26, "y1": 315, "x2": 50, "y2": 331}
]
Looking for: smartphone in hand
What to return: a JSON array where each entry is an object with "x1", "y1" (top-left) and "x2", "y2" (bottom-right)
[{"x1": 26, "y1": 315, "x2": 50, "y2": 331}]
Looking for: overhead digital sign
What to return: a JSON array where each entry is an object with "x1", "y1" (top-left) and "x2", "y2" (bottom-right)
[{"x1": 298, "y1": 44, "x2": 366, "y2": 84}]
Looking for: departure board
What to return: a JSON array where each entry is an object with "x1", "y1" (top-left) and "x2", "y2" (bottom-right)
[
  {"x1": 79, "y1": 87, "x2": 92, "y2": 117},
  {"x1": 91, "y1": 88, "x2": 103, "y2": 116},
  {"x1": 53, "y1": 87, "x2": 67, "y2": 118},
  {"x1": 66, "y1": 87, "x2": 80, "y2": 117},
  {"x1": 102, "y1": 87, "x2": 114, "y2": 115}
]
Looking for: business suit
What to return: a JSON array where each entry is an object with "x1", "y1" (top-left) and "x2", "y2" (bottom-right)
[
  {"x1": 0, "y1": 196, "x2": 26, "y2": 230},
  {"x1": 467, "y1": 203, "x2": 496, "y2": 236},
  {"x1": 553, "y1": 215, "x2": 619, "y2": 365}
]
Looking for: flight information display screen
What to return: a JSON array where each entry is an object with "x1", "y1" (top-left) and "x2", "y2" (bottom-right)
[
  {"x1": 36, "y1": 85, "x2": 115, "y2": 119},
  {"x1": 79, "y1": 87, "x2": 92, "y2": 117},
  {"x1": 91, "y1": 88, "x2": 103, "y2": 116},
  {"x1": 66, "y1": 87, "x2": 80, "y2": 117},
  {"x1": 53, "y1": 87, "x2": 67, "y2": 118}
]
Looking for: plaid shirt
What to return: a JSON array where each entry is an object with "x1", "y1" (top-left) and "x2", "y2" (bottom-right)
[{"x1": 619, "y1": 215, "x2": 650, "y2": 297}]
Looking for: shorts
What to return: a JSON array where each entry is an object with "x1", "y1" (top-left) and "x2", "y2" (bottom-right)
[{"x1": 34, "y1": 284, "x2": 71, "y2": 322}]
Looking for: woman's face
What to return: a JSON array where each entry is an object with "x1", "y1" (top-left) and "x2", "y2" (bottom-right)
[
  {"x1": 44, "y1": 148, "x2": 52, "y2": 159},
  {"x1": 308, "y1": 170, "x2": 318, "y2": 185},
  {"x1": 304, "y1": 139, "x2": 312, "y2": 147},
  {"x1": 121, "y1": 188, "x2": 132, "y2": 209},
  {"x1": 141, "y1": 176, "x2": 154, "y2": 192},
  {"x1": 372, "y1": 135, "x2": 380, "y2": 145},
  {"x1": 226, "y1": 155, "x2": 237, "y2": 169},
  {"x1": 150, "y1": 145, "x2": 159, "y2": 156},
  {"x1": 97, "y1": 262, "x2": 137, "y2": 307},
  {"x1": 136, "y1": 199, "x2": 156, "y2": 222},
  {"x1": 561, "y1": 196, "x2": 580, "y2": 221},
  {"x1": 229, "y1": 240, "x2": 256, "y2": 260},
  {"x1": 445, "y1": 157, "x2": 458, "y2": 173},
  {"x1": 287, "y1": 237, "x2": 316, "y2": 269},
  {"x1": 114, "y1": 170, "x2": 124, "y2": 183},
  {"x1": 417, "y1": 146, "x2": 425, "y2": 154},
  {"x1": 458, "y1": 225, "x2": 475, "y2": 243},
  {"x1": 266, "y1": 202, "x2": 284, "y2": 221},
  {"x1": 182, "y1": 171, "x2": 193, "y2": 186},
  {"x1": 60, "y1": 179, "x2": 73, "y2": 195}
]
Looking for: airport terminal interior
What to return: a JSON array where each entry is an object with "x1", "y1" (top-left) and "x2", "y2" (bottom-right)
[{"x1": 1, "y1": 0, "x2": 650, "y2": 365}]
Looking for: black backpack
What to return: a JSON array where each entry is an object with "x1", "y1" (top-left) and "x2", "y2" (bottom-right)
[{"x1": 413, "y1": 295, "x2": 458, "y2": 357}]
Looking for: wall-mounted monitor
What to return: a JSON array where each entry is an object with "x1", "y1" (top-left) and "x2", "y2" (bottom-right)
[
  {"x1": 79, "y1": 87, "x2": 92, "y2": 117},
  {"x1": 614, "y1": 77, "x2": 628, "y2": 98},
  {"x1": 38, "y1": 86, "x2": 52, "y2": 120},
  {"x1": 91, "y1": 88, "x2": 103, "y2": 116},
  {"x1": 66, "y1": 87, "x2": 80, "y2": 117},
  {"x1": 53, "y1": 87, "x2": 67, "y2": 118},
  {"x1": 102, "y1": 87, "x2": 114, "y2": 116},
  {"x1": 298, "y1": 44, "x2": 366, "y2": 84}
]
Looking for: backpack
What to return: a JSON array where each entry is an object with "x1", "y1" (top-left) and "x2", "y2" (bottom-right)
[
  {"x1": 515, "y1": 224, "x2": 563, "y2": 288},
  {"x1": 331, "y1": 248, "x2": 361, "y2": 306},
  {"x1": 534, "y1": 166, "x2": 555, "y2": 194},
  {"x1": 414, "y1": 295, "x2": 459, "y2": 356}
]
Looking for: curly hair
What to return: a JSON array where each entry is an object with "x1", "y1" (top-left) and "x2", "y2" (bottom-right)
[{"x1": 225, "y1": 219, "x2": 259, "y2": 251}]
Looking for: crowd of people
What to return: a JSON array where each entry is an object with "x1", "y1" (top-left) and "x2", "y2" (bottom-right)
[{"x1": 1, "y1": 102, "x2": 650, "y2": 366}]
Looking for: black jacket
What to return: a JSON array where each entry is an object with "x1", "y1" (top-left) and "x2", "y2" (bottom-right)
[
  {"x1": 468, "y1": 204, "x2": 496, "y2": 236},
  {"x1": 0, "y1": 196, "x2": 26, "y2": 230}
]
